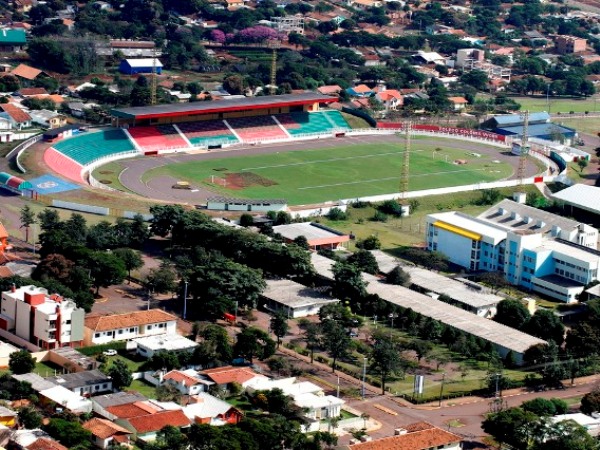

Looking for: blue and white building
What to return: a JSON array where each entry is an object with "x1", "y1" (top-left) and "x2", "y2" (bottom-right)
[{"x1": 426, "y1": 199, "x2": 599, "y2": 303}]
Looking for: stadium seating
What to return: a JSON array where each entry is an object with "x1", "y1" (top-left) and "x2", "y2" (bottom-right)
[
  {"x1": 52, "y1": 129, "x2": 137, "y2": 166},
  {"x1": 128, "y1": 125, "x2": 188, "y2": 151},
  {"x1": 44, "y1": 147, "x2": 84, "y2": 183},
  {"x1": 177, "y1": 120, "x2": 239, "y2": 147},
  {"x1": 227, "y1": 116, "x2": 288, "y2": 141},
  {"x1": 277, "y1": 111, "x2": 350, "y2": 136}
]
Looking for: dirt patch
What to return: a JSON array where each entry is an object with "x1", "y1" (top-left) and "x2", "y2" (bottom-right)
[
  {"x1": 213, "y1": 167, "x2": 228, "y2": 171},
  {"x1": 99, "y1": 180, "x2": 112, "y2": 185},
  {"x1": 218, "y1": 172, "x2": 278, "y2": 190},
  {"x1": 99, "y1": 170, "x2": 114, "y2": 174}
]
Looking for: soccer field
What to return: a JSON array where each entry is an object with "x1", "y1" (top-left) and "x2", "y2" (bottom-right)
[{"x1": 143, "y1": 142, "x2": 513, "y2": 205}]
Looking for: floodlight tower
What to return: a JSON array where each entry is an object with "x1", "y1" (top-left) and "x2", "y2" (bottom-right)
[
  {"x1": 400, "y1": 121, "x2": 412, "y2": 200},
  {"x1": 269, "y1": 40, "x2": 281, "y2": 95},
  {"x1": 518, "y1": 110, "x2": 530, "y2": 184},
  {"x1": 151, "y1": 44, "x2": 158, "y2": 105}
]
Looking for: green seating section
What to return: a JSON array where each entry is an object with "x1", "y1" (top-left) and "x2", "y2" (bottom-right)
[
  {"x1": 53, "y1": 129, "x2": 136, "y2": 165},
  {"x1": 279, "y1": 111, "x2": 350, "y2": 136}
]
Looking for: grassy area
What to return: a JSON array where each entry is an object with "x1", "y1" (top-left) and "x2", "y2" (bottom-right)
[
  {"x1": 105, "y1": 353, "x2": 145, "y2": 373},
  {"x1": 128, "y1": 379, "x2": 157, "y2": 398},
  {"x1": 339, "y1": 409, "x2": 358, "y2": 420},
  {"x1": 553, "y1": 118, "x2": 599, "y2": 136},
  {"x1": 91, "y1": 161, "x2": 134, "y2": 193},
  {"x1": 511, "y1": 96, "x2": 600, "y2": 113},
  {"x1": 33, "y1": 360, "x2": 61, "y2": 377},
  {"x1": 143, "y1": 140, "x2": 512, "y2": 205},
  {"x1": 318, "y1": 185, "x2": 539, "y2": 248},
  {"x1": 340, "y1": 112, "x2": 371, "y2": 129}
]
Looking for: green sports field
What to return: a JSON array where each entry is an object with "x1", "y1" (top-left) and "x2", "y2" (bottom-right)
[{"x1": 143, "y1": 142, "x2": 513, "y2": 205}]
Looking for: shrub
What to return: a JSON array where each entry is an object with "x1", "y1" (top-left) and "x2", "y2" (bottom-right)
[
  {"x1": 356, "y1": 235, "x2": 381, "y2": 250},
  {"x1": 371, "y1": 211, "x2": 388, "y2": 222},
  {"x1": 326, "y1": 207, "x2": 348, "y2": 221},
  {"x1": 378, "y1": 200, "x2": 403, "y2": 216}
]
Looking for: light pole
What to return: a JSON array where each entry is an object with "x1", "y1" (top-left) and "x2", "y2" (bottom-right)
[
  {"x1": 389, "y1": 312, "x2": 397, "y2": 339},
  {"x1": 182, "y1": 280, "x2": 188, "y2": 320},
  {"x1": 362, "y1": 357, "x2": 367, "y2": 400},
  {"x1": 438, "y1": 372, "x2": 446, "y2": 407}
]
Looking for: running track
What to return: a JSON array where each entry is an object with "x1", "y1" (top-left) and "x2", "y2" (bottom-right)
[{"x1": 117, "y1": 134, "x2": 538, "y2": 205}]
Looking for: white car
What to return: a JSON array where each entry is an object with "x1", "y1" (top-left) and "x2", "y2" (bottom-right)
[{"x1": 103, "y1": 349, "x2": 118, "y2": 357}]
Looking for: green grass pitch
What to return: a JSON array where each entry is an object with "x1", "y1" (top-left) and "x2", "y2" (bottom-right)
[{"x1": 143, "y1": 141, "x2": 514, "y2": 205}]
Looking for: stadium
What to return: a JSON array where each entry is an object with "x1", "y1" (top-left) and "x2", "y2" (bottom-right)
[{"x1": 27, "y1": 93, "x2": 556, "y2": 209}]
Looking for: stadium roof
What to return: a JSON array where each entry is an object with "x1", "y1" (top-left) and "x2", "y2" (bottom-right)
[
  {"x1": 111, "y1": 93, "x2": 337, "y2": 120},
  {"x1": 491, "y1": 112, "x2": 550, "y2": 127},
  {"x1": 552, "y1": 184, "x2": 600, "y2": 215},
  {"x1": 494, "y1": 123, "x2": 576, "y2": 138}
]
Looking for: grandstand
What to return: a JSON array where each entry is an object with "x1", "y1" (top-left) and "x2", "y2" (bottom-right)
[
  {"x1": 127, "y1": 125, "x2": 188, "y2": 151},
  {"x1": 177, "y1": 120, "x2": 239, "y2": 147},
  {"x1": 52, "y1": 129, "x2": 137, "y2": 165},
  {"x1": 226, "y1": 116, "x2": 288, "y2": 141},
  {"x1": 44, "y1": 147, "x2": 84, "y2": 183},
  {"x1": 278, "y1": 111, "x2": 350, "y2": 136}
]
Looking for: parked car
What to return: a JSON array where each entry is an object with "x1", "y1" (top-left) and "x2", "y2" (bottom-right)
[{"x1": 103, "y1": 349, "x2": 117, "y2": 356}]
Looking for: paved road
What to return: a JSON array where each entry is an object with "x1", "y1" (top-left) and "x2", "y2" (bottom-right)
[{"x1": 117, "y1": 134, "x2": 533, "y2": 204}]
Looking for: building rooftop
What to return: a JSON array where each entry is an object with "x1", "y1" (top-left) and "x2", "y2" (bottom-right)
[
  {"x1": 92, "y1": 391, "x2": 148, "y2": 409},
  {"x1": 496, "y1": 123, "x2": 576, "y2": 137},
  {"x1": 262, "y1": 279, "x2": 340, "y2": 309},
  {"x1": 273, "y1": 222, "x2": 348, "y2": 242},
  {"x1": 12, "y1": 373, "x2": 57, "y2": 392},
  {"x1": 133, "y1": 333, "x2": 198, "y2": 352},
  {"x1": 479, "y1": 199, "x2": 583, "y2": 235},
  {"x1": 50, "y1": 347, "x2": 96, "y2": 371},
  {"x1": 370, "y1": 251, "x2": 503, "y2": 309},
  {"x1": 535, "y1": 239, "x2": 600, "y2": 264},
  {"x1": 82, "y1": 417, "x2": 131, "y2": 439},
  {"x1": 429, "y1": 211, "x2": 507, "y2": 244},
  {"x1": 11, "y1": 63, "x2": 42, "y2": 80},
  {"x1": 534, "y1": 273, "x2": 585, "y2": 288},
  {"x1": 183, "y1": 392, "x2": 238, "y2": 420},
  {"x1": 552, "y1": 184, "x2": 600, "y2": 215},
  {"x1": 491, "y1": 112, "x2": 550, "y2": 127},
  {"x1": 46, "y1": 369, "x2": 111, "y2": 390},
  {"x1": 0, "y1": 341, "x2": 18, "y2": 359},
  {"x1": 126, "y1": 409, "x2": 191, "y2": 434},
  {"x1": 123, "y1": 58, "x2": 163, "y2": 68},
  {"x1": 164, "y1": 370, "x2": 210, "y2": 388},
  {"x1": 105, "y1": 401, "x2": 159, "y2": 419},
  {"x1": 111, "y1": 93, "x2": 336, "y2": 119},
  {"x1": 84, "y1": 309, "x2": 177, "y2": 332},
  {"x1": 346, "y1": 422, "x2": 461, "y2": 450},
  {"x1": 26, "y1": 437, "x2": 68, "y2": 450},
  {"x1": 200, "y1": 366, "x2": 262, "y2": 385}
]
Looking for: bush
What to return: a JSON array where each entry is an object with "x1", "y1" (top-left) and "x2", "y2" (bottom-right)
[
  {"x1": 326, "y1": 207, "x2": 348, "y2": 221},
  {"x1": 378, "y1": 200, "x2": 403, "y2": 216},
  {"x1": 355, "y1": 235, "x2": 381, "y2": 250},
  {"x1": 371, "y1": 211, "x2": 388, "y2": 222},
  {"x1": 350, "y1": 200, "x2": 370, "y2": 209}
]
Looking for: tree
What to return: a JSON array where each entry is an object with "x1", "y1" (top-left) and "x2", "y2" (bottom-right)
[
  {"x1": 239, "y1": 214, "x2": 254, "y2": 227},
  {"x1": 37, "y1": 209, "x2": 61, "y2": 231},
  {"x1": 347, "y1": 250, "x2": 379, "y2": 275},
  {"x1": 20, "y1": 205, "x2": 36, "y2": 244},
  {"x1": 107, "y1": 360, "x2": 132, "y2": 390},
  {"x1": 321, "y1": 319, "x2": 351, "y2": 372},
  {"x1": 9, "y1": 350, "x2": 36, "y2": 375},
  {"x1": 44, "y1": 419, "x2": 92, "y2": 449},
  {"x1": 293, "y1": 235, "x2": 310, "y2": 250},
  {"x1": 147, "y1": 350, "x2": 180, "y2": 371},
  {"x1": 18, "y1": 406, "x2": 42, "y2": 429},
  {"x1": 386, "y1": 266, "x2": 411, "y2": 286},
  {"x1": 482, "y1": 407, "x2": 539, "y2": 449},
  {"x1": 200, "y1": 324, "x2": 233, "y2": 364},
  {"x1": 113, "y1": 248, "x2": 144, "y2": 282},
  {"x1": 355, "y1": 235, "x2": 381, "y2": 250},
  {"x1": 145, "y1": 265, "x2": 177, "y2": 295},
  {"x1": 535, "y1": 420, "x2": 598, "y2": 450},
  {"x1": 155, "y1": 384, "x2": 183, "y2": 404},
  {"x1": 522, "y1": 397, "x2": 566, "y2": 416},
  {"x1": 270, "y1": 311, "x2": 289, "y2": 347},
  {"x1": 303, "y1": 322, "x2": 321, "y2": 364},
  {"x1": 578, "y1": 158, "x2": 588, "y2": 172},
  {"x1": 235, "y1": 327, "x2": 276, "y2": 363},
  {"x1": 525, "y1": 309, "x2": 565, "y2": 345},
  {"x1": 370, "y1": 338, "x2": 405, "y2": 394},
  {"x1": 88, "y1": 251, "x2": 127, "y2": 295},
  {"x1": 581, "y1": 389, "x2": 600, "y2": 415},
  {"x1": 494, "y1": 299, "x2": 531, "y2": 329},
  {"x1": 333, "y1": 261, "x2": 368, "y2": 302}
]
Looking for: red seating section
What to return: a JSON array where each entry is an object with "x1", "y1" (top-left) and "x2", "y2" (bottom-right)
[
  {"x1": 227, "y1": 116, "x2": 288, "y2": 141},
  {"x1": 43, "y1": 148, "x2": 84, "y2": 183},
  {"x1": 275, "y1": 114, "x2": 301, "y2": 130},
  {"x1": 128, "y1": 125, "x2": 188, "y2": 151},
  {"x1": 177, "y1": 120, "x2": 232, "y2": 139}
]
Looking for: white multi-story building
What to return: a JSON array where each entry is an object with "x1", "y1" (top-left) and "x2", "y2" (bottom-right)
[
  {"x1": 83, "y1": 309, "x2": 178, "y2": 346},
  {"x1": 426, "y1": 200, "x2": 600, "y2": 303},
  {"x1": 0, "y1": 285, "x2": 85, "y2": 349}
]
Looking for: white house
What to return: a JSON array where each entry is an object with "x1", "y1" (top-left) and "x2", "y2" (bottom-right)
[
  {"x1": 39, "y1": 385, "x2": 93, "y2": 414},
  {"x1": 375, "y1": 89, "x2": 403, "y2": 111},
  {"x1": 162, "y1": 369, "x2": 213, "y2": 395},
  {"x1": 0, "y1": 284, "x2": 85, "y2": 349},
  {"x1": 133, "y1": 333, "x2": 198, "y2": 358},
  {"x1": 46, "y1": 369, "x2": 112, "y2": 396},
  {"x1": 83, "y1": 309, "x2": 178, "y2": 346}
]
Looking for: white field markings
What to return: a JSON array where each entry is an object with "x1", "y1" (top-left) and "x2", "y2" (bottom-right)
[
  {"x1": 238, "y1": 148, "x2": 431, "y2": 171},
  {"x1": 297, "y1": 168, "x2": 490, "y2": 190}
]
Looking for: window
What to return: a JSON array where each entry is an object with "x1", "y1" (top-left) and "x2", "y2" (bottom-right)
[
  {"x1": 158, "y1": 323, "x2": 165, "y2": 328},
  {"x1": 118, "y1": 329, "x2": 123, "y2": 334},
  {"x1": 66, "y1": 320, "x2": 71, "y2": 325},
  {"x1": 130, "y1": 328, "x2": 135, "y2": 333},
  {"x1": 95, "y1": 333, "x2": 100, "y2": 338}
]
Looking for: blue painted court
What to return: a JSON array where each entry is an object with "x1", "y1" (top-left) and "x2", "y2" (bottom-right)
[{"x1": 29, "y1": 175, "x2": 80, "y2": 194}]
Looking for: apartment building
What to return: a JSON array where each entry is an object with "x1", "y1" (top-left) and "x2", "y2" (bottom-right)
[
  {"x1": 426, "y1": 200, "x2": 600, "y2": 303},
  {"x1": 0, "y1": 285, "x2": 85, "y2": 349},
  {"x1": 556, "y1": 36, "x2": 587, "y2": 54}
]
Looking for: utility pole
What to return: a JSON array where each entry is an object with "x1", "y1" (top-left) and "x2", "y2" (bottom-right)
[
  {"x1": 438, "y1": 372, "x2": 446, "y2": 407},
  {"x1": 182, "y1": 280, "x2": 188, "y2": 320},
  {"x1": 518, "y1": 110, "x2": 530, "y2": 184}
]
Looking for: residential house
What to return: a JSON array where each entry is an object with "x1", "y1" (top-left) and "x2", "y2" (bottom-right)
[
  {"x1": 92, "y1": 391, "x2": 148, "y2": 419},
  {"x1": 30, "y1": 110, "x2": 67, "y2": 129},
  {"x1": 0, "y1": 104, "x2": 32, "y2": 129},
  {"x1": 0, "y1": 284, "x2": 85, "y2": 349},
  {"x1": 200, "y1": 366, "x2": 267, "y2": 392},
  {"x1": 346, "y1": 84, "x2": 373, "y2": 97},
  {"x1": 118, "y1": 408, "x2": 191, "y2": 443},
  {"x1": 11, "y1": 430, "x2": 68, "y2": 450},
  {"x1": 317, "y1": 85, "x2": 342, "y2": 96},
  {"x1": 39, "y1": 385, "x2": 93, "y2": 413},
  {"x1": 0, "y1": 29, "x2": 27, "y2": 52},
  {"x1": 118, "y1": 58, "x2": 163, "y2": 76},
  {"x1": 133, "y1": 333, "x2": 198, "y2": 358},
  {"x1": 412, "y1": 50, "x2": 446, "y2": 66},
  {"x1": 18, "y1": 87, "x2": 48, "y2": 97},
  {"x1": 67, "y1": 102, "x2": 86, "y2": 118},
  {"x1": 83, "y1": 309, "x2": 178, "y2": 346},
  {"x1": 25, "y1": 437, "x2": 69, "y2": 450},
  {"x1": 448, "y1": 96, "x2": 468, "y2": 111},
  {"x1": 46, "y1": 369, "x2": 112, "y2": 396},
  {"x1": 83, "y1": 417, "x2": 132, "y2": 449},
  {"x1": 183, "y1": 392, "x2": 244, "y2": 425},
  {"x1": 340, "y1": 422, "x2": 462, "y2": 449},
  {"x1": 11, "y1": 64, "x2": 49, "y2": 87},
  {"x1": 556, "y1": 35, "x2": 587, "y2": 54},
  {"x1": 375, "y1": 89, "x2": 403, "y2": 111},
  {"x1": 0, "y1": 406, "x2": 16, "y2": 428},
  {"x1": 162, "y1": 369, "x2": 214, "y2": 395}
]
